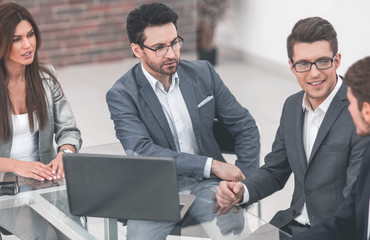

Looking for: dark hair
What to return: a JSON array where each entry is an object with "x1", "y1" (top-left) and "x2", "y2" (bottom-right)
[
  {"x1": 126, "y1": 3, "x2": 178, "y2": 45},
  {"x1": 0, "y1": 2, "x2": 59, "y2": 142},
  {"x1": 287, "y1": 17, "x2": 338, "y2": 60},
  {"x1": 344, "y1": 56, "x2": 370, "y2": 110}
]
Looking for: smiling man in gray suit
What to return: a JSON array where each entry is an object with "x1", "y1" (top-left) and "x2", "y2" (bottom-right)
[
  {"x1": 106, "y1": 3, "x2": 259, "y2": 239},
  {"x1": 214, "y1": 17, "x2": 370, "y2": 237}
]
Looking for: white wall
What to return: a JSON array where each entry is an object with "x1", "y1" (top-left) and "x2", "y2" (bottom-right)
[{"x1": 216, "y1": 0, "x2": 370, "y2": 75}]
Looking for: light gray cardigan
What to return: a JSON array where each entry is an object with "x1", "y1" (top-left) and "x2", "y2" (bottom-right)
[{"x1": 0, "y1": 71, "x2": 82, "y2": 164}]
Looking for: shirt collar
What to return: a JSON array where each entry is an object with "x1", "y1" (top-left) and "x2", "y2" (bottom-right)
[
  {"x1": 302, "y1": 76, "x2": 343, "y2": 113},
  {"x1": 141, "y1": 63, "x2": 179, "y2": 92}
]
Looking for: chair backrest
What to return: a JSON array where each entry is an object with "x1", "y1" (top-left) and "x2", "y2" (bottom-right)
[{"x1": 212, "y1": 118, "x2": 235, "y2": 154}]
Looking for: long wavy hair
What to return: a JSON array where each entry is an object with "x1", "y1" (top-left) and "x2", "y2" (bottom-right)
[{"x1": 0, "y1": 2, "x2": 58, "y2": 142}]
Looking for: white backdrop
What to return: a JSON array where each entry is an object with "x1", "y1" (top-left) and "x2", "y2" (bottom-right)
[{"x1": 216, "y1": 0, "x2": 370, "y2": 75}]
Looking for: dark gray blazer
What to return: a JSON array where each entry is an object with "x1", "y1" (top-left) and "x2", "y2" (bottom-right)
[
  {"x1": 292, "y1": 143, "x2": 370, "y2": 240},
  {"x1": 106, "y1": 60, "x2": 260, "y2": 180},
  {"x1": 243, "y1": 81, "x2": 370, "y2": 227}
]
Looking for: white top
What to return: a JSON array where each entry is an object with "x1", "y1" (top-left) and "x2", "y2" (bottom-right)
[
  {"x1": 9, "y1": 113, "x2": 39, "y2": 162},
  {"x1": 142, "y1": 64, "x2": 213, "y2": 178},
  {"x1": 295, "y1": 77, "x2": 342, "y2": 225}
]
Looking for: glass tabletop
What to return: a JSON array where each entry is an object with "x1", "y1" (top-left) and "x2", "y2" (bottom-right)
[{"x1": 0, "y1": 143, "x2": 292, "y2": 239}]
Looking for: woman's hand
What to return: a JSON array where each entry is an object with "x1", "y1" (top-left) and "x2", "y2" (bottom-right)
[
  {"x1": 14, "y1": 161, "x2": 55, "y2": 181},
  {"x1": 47, "y1": 151, "x2": 65, "y2": 179},
  {"x1": 48, "y1": 145, "x2": 75, "y2": 179}
]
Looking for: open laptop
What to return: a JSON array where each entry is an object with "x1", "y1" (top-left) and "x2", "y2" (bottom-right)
[{"x1": 63, "y1": 153, "x2": 195, "y2": 222}]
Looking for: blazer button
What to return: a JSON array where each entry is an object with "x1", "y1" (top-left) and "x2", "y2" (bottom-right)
[
  {"x1": 305, "y1": 188, "x2": 311, "y2": 195},
  {"x1": 292, "y1": 210, "x2": 297, "y2": 216}
]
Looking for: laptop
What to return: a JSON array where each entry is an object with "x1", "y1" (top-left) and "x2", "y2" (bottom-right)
[{"x1": 63, "y1": 153, "x2": 195, "y2": 222}]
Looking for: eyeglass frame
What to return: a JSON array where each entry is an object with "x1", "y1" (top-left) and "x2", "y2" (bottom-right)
[
  {"x1": 291, "y1": 54, "x2": 337, "y2": 73},
  {"x1": 139, "y1": 36, "x2": 184, "y2": 57}
]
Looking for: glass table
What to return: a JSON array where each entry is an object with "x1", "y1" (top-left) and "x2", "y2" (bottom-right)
[{"x1": 0, "y1": 142, "x2": 291, "y2": 239}]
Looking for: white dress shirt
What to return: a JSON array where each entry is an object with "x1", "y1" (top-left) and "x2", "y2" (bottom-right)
[
  {"x1": 142, "y1": 64, "x2": 213, "y2": 177},
  {"x1": 241, "y1": 78, "x2": 343, "y2": 218}
]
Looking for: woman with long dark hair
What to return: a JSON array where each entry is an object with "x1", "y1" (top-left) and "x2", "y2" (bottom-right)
[
  {"x1": 0, "y1": 2, "x2": 82, "y2": 239},
  {"x1": 0, "y1": 2, "x2": 81, "y2": 181}
]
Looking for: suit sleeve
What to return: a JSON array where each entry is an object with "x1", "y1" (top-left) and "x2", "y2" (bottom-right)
[
  {"x1": 106, "y1": 83, "x2": 208, "y2": 181},
  {"x1": 45, "y1": 77, "x2": 81, "y2": 151},
  {"x1": 343, "y1": 131, "x2": 370, "y2": 197},
  {"x1": 242, "y1": 99, "x2": 292, "y2": 205},
  {"x1": 207, "y1": 61, "x2": 260, "y2": 176},
  {"x1": 292, "y1": 183, "x2": 357, "y2": 240}
]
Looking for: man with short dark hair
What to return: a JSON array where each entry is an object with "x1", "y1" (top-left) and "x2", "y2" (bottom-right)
[
  {"x1": 215, "y1": 17, "x2": 370, "y2": 237},
  {"x1": 106, "y1": 3, "x2": 260, "y2": 239},
  {"x1": 292, "y1": 56, "x2": 370, "y2": 239}
]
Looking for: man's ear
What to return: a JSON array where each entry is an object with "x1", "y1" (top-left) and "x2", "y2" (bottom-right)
[
  {"x1": 362, "y1": 101, "x2": 370, "y2": 124},
  {"x1": 131, "y1": 43, "x2": 142, "y2": 59},
  {"x1": 288, "y1": 59, "x2": 295, "y2": 74}
]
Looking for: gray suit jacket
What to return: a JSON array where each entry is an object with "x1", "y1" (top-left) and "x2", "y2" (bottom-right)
[
  {"x1": 243, "y1": 81, "x2": 370, "y2": 227},
  {"x1": 106, "y1": 60, "x2": 260, "y2": 180},
  {"x1": 292, "y1": 143, "x2": 370, "y2": 240},
  {"x1": 0, "y1": 76, "x2": 82, "y2": 164}
]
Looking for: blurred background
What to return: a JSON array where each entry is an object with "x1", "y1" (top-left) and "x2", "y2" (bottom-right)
[{"x1": 2, "y1": 0, "x2": 369, "y2": 226}]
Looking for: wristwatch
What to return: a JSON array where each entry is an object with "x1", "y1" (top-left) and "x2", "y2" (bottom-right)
[{"x1": 60, "y1": 149, "x2": 73, "y2": 154}]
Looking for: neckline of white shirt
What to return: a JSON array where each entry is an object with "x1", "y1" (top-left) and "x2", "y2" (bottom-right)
[
  {"x1": 301, "y1": 77, "x2": 343, "y2": 113},
  {"x1": 141, "y1": 63, "x2": 179, "y2": 93}
]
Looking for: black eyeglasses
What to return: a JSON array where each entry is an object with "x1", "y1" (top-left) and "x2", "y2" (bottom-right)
[
  {"x1": 140, "y1": 36, "x2": 183, "y2": 57},
  {"x1": 0, "y1": 176, "x2": 19, "y2": 196},
  {"x1": 292, "y1": 55, "x2": 336, "y2": 73}
]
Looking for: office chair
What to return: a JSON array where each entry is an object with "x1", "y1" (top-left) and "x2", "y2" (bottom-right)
[{"x1": 212, "y1": 118, "x2": 262, "y2": 218}]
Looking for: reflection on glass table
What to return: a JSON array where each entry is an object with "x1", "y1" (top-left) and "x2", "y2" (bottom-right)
[
  {"x1": 0, "y1": 142, "x2": 292, "y2": 240},
  {"x1": 0, "y1": 172, "x2": 94, "y2": 240},
  {"x1": 79, "y1": 142, "x2": 292, "y2": 240}
]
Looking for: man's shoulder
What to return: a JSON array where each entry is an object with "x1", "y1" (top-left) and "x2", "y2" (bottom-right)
[
  {"x1": 179, "y1": 59, "x2": 212, "y2": 72},
  {"x1": 107, "y1": 63, "x2": 141, "y2": 93},
  {"x1": 285, "y1": 90, "x2": 305, "y2": 105}
]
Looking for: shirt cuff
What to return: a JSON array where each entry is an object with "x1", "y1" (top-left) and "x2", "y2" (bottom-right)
[
  {"x1": 203, "y1": 157, "x2": 213, "y2": 178},
  {"x1": 239, "y1": 184, "x2": 250, "y2": 204}
]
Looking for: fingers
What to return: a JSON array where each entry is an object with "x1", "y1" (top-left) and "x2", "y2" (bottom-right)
[
  {"x1": 241, "y1": 172, "x2": 246, "y2": 180},
  {"x1": 217, "y1": 203, "x2": 234, "y2": 216},
  {"x1": 31, "y1": 163, "x2": 55, "y2": 181},
  {"x1": 233, "y1": 182, "x2": 244, "y2": 195},
  {"x1": 50, "y1": 154, "x2": 65, "y2": 179},
  {"x1": 214, "y1": 181, "x2": 245, "y2": 216},
  {"x1": 217, "y1": 181, "x2": 237, "y2": 200}
]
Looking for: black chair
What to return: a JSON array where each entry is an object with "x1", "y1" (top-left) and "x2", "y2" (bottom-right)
[{"x1": 212, "y1": 118, "x2": 235, "y2": 154}]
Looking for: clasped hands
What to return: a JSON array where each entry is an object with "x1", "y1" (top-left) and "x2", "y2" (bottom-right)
[{"x1": 211, "y1": 160, "x2": 246, "y2": 216}]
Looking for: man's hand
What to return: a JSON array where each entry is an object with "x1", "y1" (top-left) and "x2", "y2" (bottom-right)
[
  {"x1": 211, "y1": 160, "x2": 245, "y2": 182},
  {"x1": 214, "y1": 181, "x2": 245, "y2": 215}
]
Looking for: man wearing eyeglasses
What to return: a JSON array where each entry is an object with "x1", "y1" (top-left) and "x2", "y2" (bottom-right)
[
  {"x1": 106, "y1": 3, "x2": 260, "y2": 239},
  {"x1": 214, "y1": 17, "x2": 370, "y2": 237}
]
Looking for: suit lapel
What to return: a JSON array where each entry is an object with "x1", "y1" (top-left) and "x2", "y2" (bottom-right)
[
  {"x1": 295, "y1": 94, "x2": 308, "y2": 169},
  {"x1": 135, "y1": 66, "x2": 177, "y2": 150},
  {"x1": 177, "y1": 66, "x2": 203, "y2": 153},
  {"x1": 309, "y1": 83, "x2": 347, "y2": 163}
]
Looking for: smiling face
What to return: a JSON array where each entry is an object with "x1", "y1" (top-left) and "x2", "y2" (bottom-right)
[
  {"x1": 5, "y1": 20, "x2": 36, "y2": 70},
  {"x1": 289, "y1": 40, "x2": 341, "y2": 109},
  {"x1": 131, "y1": 22, "x2": 180, "y2": 83}
]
